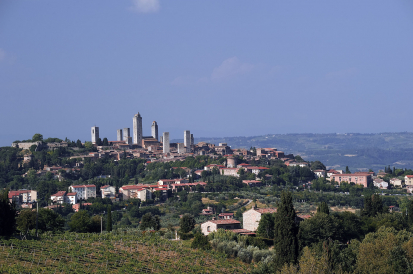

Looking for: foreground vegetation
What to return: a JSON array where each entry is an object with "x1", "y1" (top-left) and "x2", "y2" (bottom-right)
[{"x1": 0, "y1": 230, "x2": 253, "y2": 274}]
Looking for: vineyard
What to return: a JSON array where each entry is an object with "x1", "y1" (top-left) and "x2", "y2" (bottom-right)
[{"x1": 0, "y1": 230, "x2": 254, "y2": 274}]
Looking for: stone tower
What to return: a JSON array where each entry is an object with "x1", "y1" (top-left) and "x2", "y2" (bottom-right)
[
  {"x1": 133, "y1": 113, "x2": 143, "y2": 146},
  {"x1": 123, "y1": 128, "x2": 130, "y2": 141},
  {"x1": 117, "y1": 129, "x2": 123, "y2": 141},
  {"x1": 190, "y1": 134, "x2": 194, "y2": 146},
  {"x1": 163, "y1": 132, "x2": 170, "y2": 153},
  {"x1": 184, "y1": 130, "x2": 190, "y2": 152},
  {"x1": 151, "y1": 121, "x2": 158, "y2": 141},
  {"x1": 91, "y1": 126, "x2": 99, "y2": 144}
]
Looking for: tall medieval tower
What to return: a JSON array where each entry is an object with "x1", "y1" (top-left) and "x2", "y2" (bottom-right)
[
  {"x1": 91, "y1": 126, "x2": 99, "y2": 144},
  {"x1": 133, "y1": 113, "x2": 143, "y2": 145},
  {"x1": 151, "y1": 121, "x2": 158, "y2": 141}
]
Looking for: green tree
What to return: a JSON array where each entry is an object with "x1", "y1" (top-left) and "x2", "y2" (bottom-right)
[
  {"x1": 407, "y1": 200, "x2": 413, "y2": 226},
  {"x1": 140, "y1": 212, "x2": 161, "y2": 230},
  {"x1": 96, "y1": 138, "x2": 102, "y2": 146},
  {"x1": 150, "y1": 215, "x2": 161, "y2": 231},
  {"x1": 299, "y1": 213, "x2": 340, "y2": 247},
  {"x1": 107, "y1": 205, "x2": 112, "y2": 232},
  {"x1": 16, "y1": 209, "x2": 37, "y2": 234},
  {"x1": 191, "y1": 232, "x2": 211, "y2": 250},
  {"x1": 69, "y1": 210, "x2": 91, "y2": 233},
  {"x1": 0, "y1": 189, "x2": 17, "y2": 237},
  {"x1": 76, "y1": 139, "x2": 83, "y2": 148},
  {"x1": 345, "y1": 166, "x2": 351, "y2": 174},
  {"x1": 32, "y1": 133, "x2": 43, "y2": 142},
  {"x1": 256, "y1": 213, "x2": 275, "y2": 239},
  {"x1": 317, "y1": 202, "x2": 330, "y2": 215},
  {"x1": 310, "y1": 161, "x2": 326, "y2": 171},
  {"x1": 102, "y1": 138, "x2": 109, "y2": 146},
  {"x1": 362, "y1": 194, "x2": 387, "y2": 217},
  {"x1": 38, "y1": 208, "x2": 65, "y2": 233},
  {"x1": 274, "y1": 191, "x2": 299, "y2": 269},
  {"x1": 180, "y1": 213, "x2": 196, "y2": 233}
]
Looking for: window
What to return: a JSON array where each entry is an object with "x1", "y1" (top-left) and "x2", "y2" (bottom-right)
[{"x1": 207, "y1": 226, "x2": 211, "y2": 232}]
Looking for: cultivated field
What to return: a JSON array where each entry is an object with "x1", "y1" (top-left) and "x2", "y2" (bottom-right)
[{"x1": 0, "y1": 231, "x2": 253, "y2": 273}]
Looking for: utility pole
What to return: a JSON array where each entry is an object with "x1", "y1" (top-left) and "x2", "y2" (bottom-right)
[{"x1": 36, "y1": 201, "x2": 39, "y2": 237}]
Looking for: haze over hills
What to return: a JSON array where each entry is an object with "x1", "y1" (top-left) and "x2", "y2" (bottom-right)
[{"x1": 175, "y1": 132, "x2": 413, "y2": 172}]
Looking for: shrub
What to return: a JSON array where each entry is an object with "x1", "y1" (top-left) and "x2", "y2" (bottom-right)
[
  {"x1": 178, "y1": 231, "x2": 193, "y2": 240},
  {"x1": 238, "y1": 248, "x2": 253, "y2": 263},
  {"x1": 253, "y1": 249, "x2": 274, "y2": 263},
  {"x1": 191, "y1": 233, "x2": 211, "y2": 250}
]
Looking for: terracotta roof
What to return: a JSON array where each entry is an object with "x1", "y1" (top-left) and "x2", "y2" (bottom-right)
[
  {"x1": 219, "y1": 213, "x2": 234, "y2": 216},
  {"x1": 51, "y1": 191, "x2": 66, "y2": 197},
  {"x1": 406, "y1": 175, "x2": 413, "y2": 178},
  {"x1": 246, "y1": 166, "x2": 270, "y2": 170},
  {"x1": 66, "y1": 192, "x2": 77, "y2": 196},
  {"x1": 207, "y1": 219, "x2": 241, "y2": 225},
  {"x1": 8, "y1": 190, "x2": 31, "y2": 198},
  {"x1": 120, "y1": 185, "x2": 145, "y2": 190}
]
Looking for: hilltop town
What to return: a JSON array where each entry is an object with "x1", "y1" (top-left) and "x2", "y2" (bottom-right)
[{"x1": 2, "y1": 113, "x2": 413, "y2": 273}]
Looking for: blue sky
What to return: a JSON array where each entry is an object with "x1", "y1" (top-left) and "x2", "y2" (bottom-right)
[{"x1": 1, "y1": 0, "x2": 413, "y2": 146}]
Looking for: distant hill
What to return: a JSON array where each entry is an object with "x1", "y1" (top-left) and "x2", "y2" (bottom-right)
[{"x1": 176, "y1": 132, "x2": 413, "y2": 172}]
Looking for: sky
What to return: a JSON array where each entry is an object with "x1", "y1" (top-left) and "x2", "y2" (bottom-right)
[{"x1": 1, "y1": 0, "x2": 413, "y2": 146}]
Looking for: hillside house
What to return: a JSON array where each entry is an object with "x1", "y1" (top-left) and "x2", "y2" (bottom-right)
[
  {"x1": 201, "y1": 219, "x2": 241, "y2": 235},
  {"x1": 243, "y1": 207, "x2": 277, "y2": 232},
  {"x1": 100, "y1": 185, "x2": 116, "y2": 199},
  {"x1": 119, "y1": 185, "x2": 152, "y2": 201},
  {"x1": 51, "y1": 191, "x2": 77, "y2": 205},
  {"x1": 329, "y1": 173, "x2": 372, "y2": 188},
  {"x1": 69, "y1": 185, "x2": 96, "y2": 200},
  {"x1": 405, "y1": 175, "x2": 413, "y2": 186},
  {"x1": 373, "y1": 178, "x2": 388, "y2": 189},
  {"x1": 390, "y1": 178, "x2": 403, "y2": 187},
  {"x1": 218, "y1": 213, "x2": 234, "y2": 220},
  {"x1": 8, "y1": 190, "x2": 37, "y2": 206}
]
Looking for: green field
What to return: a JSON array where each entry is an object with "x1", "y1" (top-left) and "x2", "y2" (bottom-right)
[{"x1": 0, "y1": 231, "x2": 253, "y2": 273}]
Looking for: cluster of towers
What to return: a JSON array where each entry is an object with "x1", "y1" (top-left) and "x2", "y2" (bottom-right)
[{"x1": 91, "y1": 113, "x2": 194, "y2": 154}]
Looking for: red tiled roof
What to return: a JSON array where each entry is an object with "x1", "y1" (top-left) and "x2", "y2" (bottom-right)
[
  {"x1": 120, "y1": 185, "x2": 145, "y2": 190},
  {"x1": 66, "y1": 192, "x2": 77, "y2": 196},
  {"x1": 406, "y1": 175, "x2": 413, "y2": 178},
  {"x1": 100, "y1": 185, "x2": 110, "y2": 189},
  {"x1": 8, "y1": 190, "x2": 30, "y2": 198},
  {"x1": 207, "y1": 219, "x2": 241, "y2": 225},
  {"x1": 246, "y1": 166, "x2": 269, "y2": 170},
  {"x1": 51, "y1": 191, "x2": 66, "y2": 197},
  {"x1": 219, "y1": 213, "x2": 234, "y2": 216}
]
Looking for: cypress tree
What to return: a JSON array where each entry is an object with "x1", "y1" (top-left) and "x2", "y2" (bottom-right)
[
  {"x1": 317, "y1": 201, "x2": 330, "y2": 215},
  {"x1": 0, "y1": 189, "x2": 17, "y2": 236},
  {"x1": 274, "y1": 191, "x2": 299, "y2": 269},
  {"x1": 407, "y1": 201, "x2": 413, "y2": 226},
  {"x1": 106, "y1": 206, "x2": 112, "y2": 232}
]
